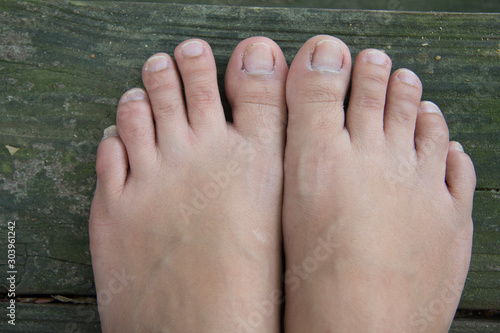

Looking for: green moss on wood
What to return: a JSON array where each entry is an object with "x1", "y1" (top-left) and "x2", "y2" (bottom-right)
[{"x1": 0, "y1": 0, "x2": 498, "y2": 321}]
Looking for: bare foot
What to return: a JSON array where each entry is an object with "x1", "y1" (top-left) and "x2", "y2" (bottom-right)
[
  {"x1": 283, "y1": 35, "x2": 476, "y2": 332},
  {"x1": 89, "y1": 37, "x2": 287, "y2": 332}
]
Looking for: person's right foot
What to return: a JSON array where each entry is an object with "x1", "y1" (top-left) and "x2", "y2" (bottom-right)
[{"x1": 282, "y1": 35, "x2": 476, "y2": 332}]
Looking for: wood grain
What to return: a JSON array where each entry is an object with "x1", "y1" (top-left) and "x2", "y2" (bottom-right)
[{"x1": 0, "y1": 0, "x2": 498, "y2": 329}]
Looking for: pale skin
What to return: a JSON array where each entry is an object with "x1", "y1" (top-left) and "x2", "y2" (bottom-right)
[{"x1": 89, "y1": 35, "x2": 476, "y2": 332}]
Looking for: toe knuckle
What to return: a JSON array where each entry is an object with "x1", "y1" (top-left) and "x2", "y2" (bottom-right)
[
  {"x1": 389, "y1": 109, "x2": 414, "y2": 124},
  {"x1": 153, "y1": 98, "x2": 183, "y2": 119},
  {"x1": 118, "y1": 103, "x2": 148, "y2": 122},
  {"x1": 427, "y1": 118, "x2": 449, "y2": 138},
  {"x1": 240, "y1": 91, "x2": 285, "y2": 110},
  {"x1": 190, "y1": 86, "x2": 218, "y2": 105},
  {"x1": 299, "y1": 84, "x2": 344, "y2": 106},
  {"x1": 146, "y1": 76, "x2": 177, "y2": 95},
  {"x1": 364, "y1": 71, "x2": 389, "y2": 86},
  {"x1": 356, "y1": 95, "x2": 385, "y2": 110},
  {"x1": 117, "y1": 103, "x2": 136, "y2": 122}
]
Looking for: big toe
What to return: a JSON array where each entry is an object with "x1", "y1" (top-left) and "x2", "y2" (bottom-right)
[
  {"x1": 225, "y1": 37, "x2": 288, "y2": 150},
  {"x1": 286, "y1": 35, "x2": 352, "y2": 149}
]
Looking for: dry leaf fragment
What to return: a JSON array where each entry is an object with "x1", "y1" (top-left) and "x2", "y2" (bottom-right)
[
  {"x1": 35, "y1": 297, "x2": 55, "y2": 304},
  {"x1": 5, "y1": 145, "x2": 20, "y2": 156},
  {"x1": 52, "y1": 295, "x2": 96, "y2": 304}
]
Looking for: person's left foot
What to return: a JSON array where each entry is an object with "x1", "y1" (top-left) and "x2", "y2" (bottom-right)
[
  {"x1": 89, "y1": 38, "x2": 288, "y2": 332},
  {"x1": 282, "y1": 35, "x2": 476, "y2": 332}
]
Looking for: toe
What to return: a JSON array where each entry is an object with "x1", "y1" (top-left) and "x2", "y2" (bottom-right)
[
  {"x1": 384, "y1": 69, "x2": 422, "y2": 150},
  {"x1": 142, "y1": 53, "x2": 189, "y2": 145},
  {"x1": 414, "y1": 101, "x2": 450, "y2": 181},
  {"x1": 116, "y1": 88, "x2": 157, "y2": 173},
  {"x1": 174, "y1": 39, "x2": 226, "y2": 134},
  {"x1": 95, "y1": 125, "x2": 128, "y2": 195},
  {"x1": 225, "y1": 37, "x2": 288, "y2": 147},
  {"x1": 286, "y1": 35, "x2": 352, "y2": 146},
  {"x1": 446, "y1": 142, "x2": 476, "y2": 210},
  {"x1": 346, "y1": 49, "x2": 391, "y2": 146}
]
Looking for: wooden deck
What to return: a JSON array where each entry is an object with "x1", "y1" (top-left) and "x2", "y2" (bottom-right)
[{"x1": 0, "y1": 0, "x2": 498, "y2": 330}]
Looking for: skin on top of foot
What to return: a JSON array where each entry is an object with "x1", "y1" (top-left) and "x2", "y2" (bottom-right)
[
  {"x1": 282, "y1": 35, "x2": 475, "y2": 332},
  {"x1": 90, "y1": 37, "x2": 288, "y2": 332},
  {"x1": 89, "y1": 35, "x2": 476, "y2": 332}
]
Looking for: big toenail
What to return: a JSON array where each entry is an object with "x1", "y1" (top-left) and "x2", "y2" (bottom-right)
[
  {"x1": 310, "y1": 39, "x2": 344, "y2": 72},
  {"x1": 242, "y1": 42, "x2": 275, "y2": 75},
  {"x1": 181, "y1": 41, "x2": 204, "y2": 57},
  {"x1": 366, "y1": 50, "x2": 387, "y2": 65},
  {"x1": 146, "y1": 55, "x2": 168, "y2": 72},
  {"x1": 102, "y1": 125, "x2": 119, "y2": 141},
  {"x1": 121, "y1": 89, "x2": 147, "y2": 104},
  {"x1": 397, "y1": 69, "x2": 419, "y2": 86},
  {"x1": 419, "y1": 101, "x2": 441, "y2": 113}
]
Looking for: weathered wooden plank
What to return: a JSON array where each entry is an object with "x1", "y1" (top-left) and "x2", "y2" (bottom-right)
[
  {"x1": 80, "y1": 0, "x2": 500, "y2": 13},
  {"x1": 0, "y1": 303, "x2": 497, "y2": 332},
  {"x1": 0, "y1": 0, "x2": 498, "y2": 313},
  {"x1": 450, "y1": 317, "x2": 500, "y2": 332},
  {"x1": 0, "y1": 303, "x2": 101, "y2": 332}
]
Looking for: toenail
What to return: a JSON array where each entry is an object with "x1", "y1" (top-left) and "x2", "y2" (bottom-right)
[
  {"x1": 146, "y1": 55, "x2": 168, "y2": 72},
  {"x1": 310, "y1": 39, "x2": 344, "y2": 72},
  {"x1": 366, "y1": 50, "x2": 388, "y2": 65},
  {"x1": 242, "y1": 42, "x2": 275, "y2": 75},
  {"x1": 397, "y1": 69, "x2": 419, "y2": 86},
  {"x1": 454, "y1": 142, "x2": 464, "y2": 152},
  {"x1": 419, "y1": 101, "x2": 441, "y2": 114},
  {"x1": 121, "y1": 89, "x2": 147, "y2": 104},
  {"x1": 102, "y1": 125, "x2": 119, "y2": 141},
  {"x1": 181, "y1": 41, "x2": 204, "y2": 57}
]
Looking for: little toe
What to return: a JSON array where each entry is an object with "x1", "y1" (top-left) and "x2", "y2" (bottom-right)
[
  {"x1": 174, "y1": 39, "x2": 226, "y2": 134},
  {"x1": 286, "y1": 35, "x2": 352, "y2": 146},
  {"x1": 384, "y1": 69, "x2": 422, "y2": 150},
  {"x1": 95, "y1": 125, "x2": 128, "y2": 195},
  {"x1": 446, "y1": 142, "x2": 476, "y2": 210},
  {"x1": 414, "y1": 101, "x2": 450, "y2": 181},
  {"x1": 225, "y1": 37, "x2": 288, "y2": 148},
  {"x1": 142, "y1": 53, "x2": 188, "y2": 144},
  {"x1": 116, "y1": 88, "x2": 157, "y2": 173},
  {"x1": 346, "y1": 49, "x2": 391, "y2": 145}
]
